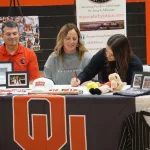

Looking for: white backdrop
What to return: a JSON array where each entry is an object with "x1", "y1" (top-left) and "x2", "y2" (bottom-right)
[{"x1": 76, "y1": 0, "x2": 127, "y2": 55}]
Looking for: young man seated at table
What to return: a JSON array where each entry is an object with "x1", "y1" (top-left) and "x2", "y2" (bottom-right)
[{"x1": 0, "y1": 20, "x2": 40, "y2": 83}]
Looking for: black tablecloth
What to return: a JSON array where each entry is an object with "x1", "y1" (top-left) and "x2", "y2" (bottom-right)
[{"x1": 0, "y1": 95, "x2": 135, "y2": 150}]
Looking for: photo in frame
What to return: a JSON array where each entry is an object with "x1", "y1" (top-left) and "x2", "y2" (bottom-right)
[
  {"x1": 113, "y1": 72, "x2": 150, "y2": 97},
  {"x1": 6, "y1": 71, "x2": 29, "y2": 88},
  {"x1": 131, "y1": 72, "x2": 144, "y2": 88},
  {"x1": 141, "y1": 72, "x2": 150, "y2": 90},
  {"x1": 0, "y1": 62, "x2": 14, "y2": 86}
]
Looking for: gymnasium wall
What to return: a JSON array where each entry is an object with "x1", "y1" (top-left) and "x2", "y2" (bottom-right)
[{"x1": 0, "y1": 1, "x2": 146, "y2": 70}]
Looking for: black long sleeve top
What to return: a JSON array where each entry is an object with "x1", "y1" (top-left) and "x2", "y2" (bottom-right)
[{"x1": 78, "y1": 48, "x2": 143, "y2": 85}]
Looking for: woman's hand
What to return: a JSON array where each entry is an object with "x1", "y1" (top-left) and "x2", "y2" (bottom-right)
[
  {"x1": 70, "y1": 77, "x2": 81, "y2": 87},
  {"x1": 80, "y1": 80, "x2": 93, "y2": 86}
]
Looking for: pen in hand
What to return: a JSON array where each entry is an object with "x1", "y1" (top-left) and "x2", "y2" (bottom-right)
[
  {"x1": 71, "y1": 71, "x2": 80, "y2": 86},
  {"x1": 74, "y1": 71, "x2": 78, "y2": 82}
]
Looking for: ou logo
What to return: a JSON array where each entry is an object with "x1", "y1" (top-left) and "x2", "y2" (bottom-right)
[{"x1": 13, "y1": 95, "x2": 87, "y2": 150}]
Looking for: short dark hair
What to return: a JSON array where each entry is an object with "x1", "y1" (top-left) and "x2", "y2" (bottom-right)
[{"x1": 2, "y1": 20, "x2": 19, "y2": 33}]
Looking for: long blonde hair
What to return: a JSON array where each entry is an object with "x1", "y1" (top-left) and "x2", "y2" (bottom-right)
[{"x1": 54, "y1": 23, "x2": 87, "y2": 61}]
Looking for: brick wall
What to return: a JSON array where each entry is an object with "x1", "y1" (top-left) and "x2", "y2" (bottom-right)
[
  {"x1": 126, "y1": 2, "x2": 146, "y2": 63},
  {"x1": 0, "y1": 2, "x2": 146, "y2": 71}
]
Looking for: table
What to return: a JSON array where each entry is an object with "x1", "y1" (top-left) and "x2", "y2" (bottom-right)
[
  {"x1": 0, "y1": 94, "x2": 135, "y2": 150},
  {"x1": 143, "y1": 65, "x2": 150, "y2": 72}
]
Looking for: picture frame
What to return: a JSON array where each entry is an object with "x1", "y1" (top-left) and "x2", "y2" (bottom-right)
[
  {"x1": 0, "y1": 62, "x2": 14, "y2": 86},
  {"x1": 141, "y1": 72, "x2": 150, "y2": 90},
  {"x1": 0, "y1": 16, "x2": 40, "y2": 51},
  {"x1": 6, "y1": 71, "x2": 29, "y2": 88},
  {"x1": 131, "y1": 72, "x2": 144, "y2": 88}
]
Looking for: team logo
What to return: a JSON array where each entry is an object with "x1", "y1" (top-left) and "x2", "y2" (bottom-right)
[
  {"x1": 35, "y1": 81, "x2": 45, "y2": 86},
  {"x1": 13, "y1": 96, "x2": 87, "y2": 150},
  {"x1": 20, "y1": 57, "x2": 25, "y2": 65},
  {"x1": 89, "y1": 0, "x2": 110, "y2": 3}
]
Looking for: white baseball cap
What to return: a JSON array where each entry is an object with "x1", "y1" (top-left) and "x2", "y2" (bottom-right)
[{"x1": 32, "y1": 78, "x2": 54, "y2": 92}]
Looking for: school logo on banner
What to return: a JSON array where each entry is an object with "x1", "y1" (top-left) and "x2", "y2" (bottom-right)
[{"x1": 12, "y1": 95, "x2": 87, "y2": 150}]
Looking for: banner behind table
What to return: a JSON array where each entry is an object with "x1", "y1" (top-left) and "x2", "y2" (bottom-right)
[
  {"x1": 0, "y1": 95, "x2": 135, "y2": 150},
  {"x1": 76, "y1": 0, "x2": 127, "y2": 55}
]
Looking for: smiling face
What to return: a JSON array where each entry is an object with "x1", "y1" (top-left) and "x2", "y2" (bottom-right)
[
  {"x1": 105, "y1": 45, "x2": 115, "y2": 61},
  {"x1": 2, "y1": 26, "x2": 20, "y2": 46},
  {"x1": 63, "y1": 29, "x2": 78, "y2": 54}
]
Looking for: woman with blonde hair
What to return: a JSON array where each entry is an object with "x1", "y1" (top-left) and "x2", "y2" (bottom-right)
[{"x1": 44, "y1": 23, "x2": 91, "y2": 84}]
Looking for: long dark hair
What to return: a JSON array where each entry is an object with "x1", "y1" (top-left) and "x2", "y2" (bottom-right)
[{"x1": 106, "y1": 34, "x2": 132, "y2": 81}]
